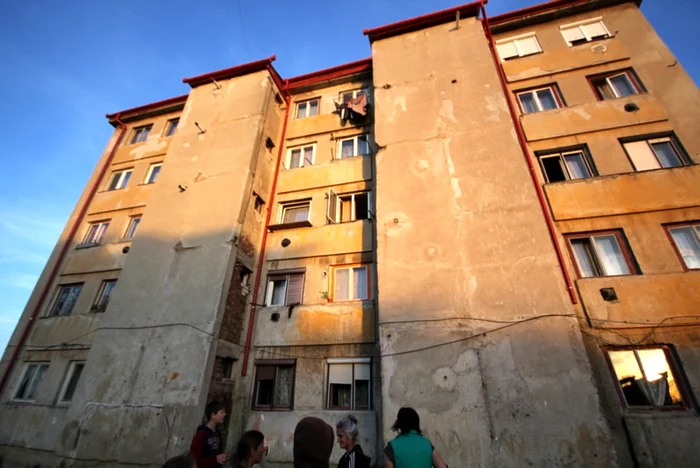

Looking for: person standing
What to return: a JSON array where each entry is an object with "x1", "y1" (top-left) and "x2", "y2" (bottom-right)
[
  {"x1": 190, "y1": 401, "x2": 229, "y2": 468},
  {"x1": 232, "y1": 430, "x2": 268, "y2": 468},
  {"x1": 383, "y1": 407, "x2": 448, "y2": 468},
  {"x1": 336, "y1": 415, "x2": 371, "y2": 468},
  {"x1": 293, "y1": 416, "x2": 335, "y2": 468}
]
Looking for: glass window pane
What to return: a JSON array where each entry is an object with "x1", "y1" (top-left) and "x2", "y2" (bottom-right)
[
  {"x1": 303, "y1": 147, "x2": 314, "y2": 166},
  {"x1": 119, "y1": 171, "x2": 132, "y2": 188},
  {"x1": 341, "y1": 140, "x2": 355, "y2": 158},
  {"x1": 518, "y1": 93, "x2": 538, "y2": 114},
  {"x1": 148, "y1": 165, "x2": 161, "y2": 183},
  {"x1": 282, "y1": 205, "x2": 309, "y2": 223},
  {"x1": 353, "y1": 267, "x2": 368, "y2": 300},
  {"x1": 274, "y1": 366, "x2": 293, "y2": 407},
  {"x1": 62, "y1": 363, "x2": 85, "y2": 401},
  {"x1": 571, "y1": 240, "x2": 598, "y2": 278},
  {"x1": 595, "y1": 80, "x2": 616, "y2": 100},
  {"x1": 331, "y1": 384, "x2": 352, "y2": 408},
  {"x1": 593, "y1": 235, "x2": 631, "y2": 276},
  {"x1": 357, "y1": 135, "x2": 369, "y2": 155},
  {"x1": 610, "y1": 74, "x2": 636, "y2": 97},
  {"x1": 354, "y1": 379, "x2": 370, "y2": 410},
  {"x1": 256, "y1": 379, "x2": 274, "y2": 406},
  {"x1": 650, "y1": 142, "x2": 682, "y2": 168},
  {"x1": 15, "y1": 365, "x2": 37, "y2": 399},
  {"x1": 26, "y1": 365, "x2": 47, "y2": 400},
  {"x1": 563, "y1": 153, "x2": 591, "y2": 179},
  {"x1": 108, "y1": 173, "x2": 121, "y2": 190},
  {"x1": 536, "y1": 89, "x2": 557, "y2": 110},
  {"x1": 308, "y1": 100, "x2": 318, "y2": 117},
  {"x1": 609, "y1": 350, "x2": 650, "y2": 406},
  {"x1": 296, "y1": 103, "x2": 307, "y2": 119},
  {"x1": 270, "y1": 279, "x2": 287, "y2": 305},
  {"x1": 670, "y1": 227, "x2": 700, "y2": 269},
  {"x1": 335, "y1": 269, "x2": 350, "y2": 301},
  {"x1": 637, "y1": 349, "x2": 683, "y2": 406},
  {"x1": 290, "y1": 149, "x2": 302, "y2": 168}
]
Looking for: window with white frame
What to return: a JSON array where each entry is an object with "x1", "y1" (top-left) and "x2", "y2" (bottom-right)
[
  {"x1": 130, "y1": 125, "x2": 152, "y2": 144},
  {"x1": 164, "y1": 118, "x2": 179, "y2": 137},
  {"x1": 566, "y1": 231, "x2": 636, "y2": 278},
  {"x1": 622, "y1": 136, "x2": 689, "y2": 172},
  {"x1": 332, "y1": 265, "x2": 370, "y2": 301},
  {"x1": 59, "y1": 362, "x2": 85, "y2": 402},
  {"x1": 667, "y1": 223, "x2": 700, "y2": 269},
  {"x1": 496, "y1": 33, "x2": 542, "y2": 60},
  {"x1": 538, "y1": 148, "x2": 596, "y2": 183},
  {"x1": 81, "y1": 221, "x2": 109, "y2": 246},
  {"x1": 144, "y1": 163, "x2": 162, "y2": 184},
  {"x1": 124, "y1": 216, "x2": 141, "y2": 239},
  {"x1": 49, "y1": 283, "x2": 83, "y2": 317},
  {"x1": 107, "y1": 169, "x2": 132, "y2": 190},
  {"x1": 296, "y1": 99, "x2": 319, "y2": 119},
  {"x1": 327, "y1": 358, "x2": 371, "y2": 410},
  {"x1": 560, "y1": 17, "x2": 611, "y2": 46},
  {"x1": 590, "y1": 70, "x2": 643, "y2": 100},
  {"x1": 337, "y1": 134, "x2": 370, "y2": 159},
  {"x1": 265, "y1": 270, "x2": 304, "y2": 306},
  {"x1": 286, "y1": 145, "x2": 315, "y2": 169},
  {"x1": 279, "y1": 201, "x2": 311, "y2": 225},
  {"x1": 92, "y1": 279, "x2": 117, "y2": 312},
  {"x1": 327, "y1": 189, "x2": 371, "y2": 224},
  {"x1": 340, "y1": 89, "x2": 369, "y2": 104},
  {"x1": 516, "y1": 86, "x2": 561, "y2": 114},
  {"x1": 13, "y1": 362, "x2": 49, "y2": 401}
]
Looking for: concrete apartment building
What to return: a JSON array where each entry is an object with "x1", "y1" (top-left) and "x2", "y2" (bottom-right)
[{"x1": 1, "y1": 0, "x2": 699, "y2": 466}]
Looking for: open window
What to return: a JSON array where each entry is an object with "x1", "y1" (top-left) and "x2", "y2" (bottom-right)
[
  {"x1": 265, "y1": 269, "x2": 304, "y2": 306},
  {"x1": 326, "y1": 358, "x2": 371, "y2": 410},
  {"x1": 327, "y1": 189, "x2": 371, "y2": 224},
  {"x1": 589, "y1": 69, "x2": 644, "y2": 100},
  {"x1": 538, "y1": 147, "x2": 596, "y2": 183},
  {"x1": 253, "y1": 360, "x2": 295, "y2": 410}
]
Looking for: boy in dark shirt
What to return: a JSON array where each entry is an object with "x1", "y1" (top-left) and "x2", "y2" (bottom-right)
[{"x1": 190, "y1": 401, "x2": 229, "y2": 468}]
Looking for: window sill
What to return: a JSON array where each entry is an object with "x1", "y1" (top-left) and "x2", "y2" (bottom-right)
[
  {"x1": 6, "y1": 400, "x2": 70, "y2": 409},
  {"x1": 115, "y1": 239, "x2": 134, "y2": 244},
  {"x1": 622, "y1": 407, "x2": 695, "y2": 418},
  {"x1": 595, "y1": 91, "x2": 646, "y2": 102},
  {"x1": 267, "y1": 220, "x2": 312, "y2": 232},
  {"x1": 137, "y1": 182, "x2": 156, "y2": 187},
  {"x1": 576, "y1": 273, "x2": 639, "y2": 280},
  {"x1": 251, "y1": 407, "x2": 293, "y2": 412},
  {"x1": 328, "y1": 298, "x2": 373, "y2": 303},
  {"x1": 502, "y1": 50, "x2": 544, "y2": 61},
  {"x1": 567, "y1": 35, "x2": 614, "y2": 47},
  {"x1": 75, "y1": 243, "x2": 101, "y2": 250}
]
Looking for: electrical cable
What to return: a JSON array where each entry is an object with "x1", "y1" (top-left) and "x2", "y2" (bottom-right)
[{"x1": 236, "y1": 0, "x2": 251, "y2": 61}]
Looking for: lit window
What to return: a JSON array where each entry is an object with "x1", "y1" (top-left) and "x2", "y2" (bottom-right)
[
  {"x1": 338, "y1": 134, "x2": 370, "y2": 159},
  {"x1": 144, "y1": 163, "x2": 162, "y2": 184},
  {"x1": 667, "y1": 223, "x2": 700, "y2": 269},
  {"x1": 13, "y1": 363, "x2": 49, "y2": 401},
  {"x1": 327, "y1": 190, "x2": 371, "y2": 224},
  {"x1": 538, "y1": 148, "x2": 596, "y2": 183},
  {"x1": 253, "y1": 361, "x2": 295, "y2": 410},
  {"x1": 124, "y1": 216, "x2": 141, "y2": 240},
  {"x1": 164, "y1": 118, "x2": 179, "y2": 137},
  {"x1": 516, "y1": 86, "x2": 561, "y2": 113},
  {"x1": 59, "y1": 362, "x2": 85, "y2": 402},
  {"x1": 560, "y1": 17, "x2": 610, "y2": 46},
  {"x1": 107, "y1": 169, "x2": 132, "y2": 190},
  {"x1": 327, "y1": 358, "x2": 371, "y2": 410},
  {"x1": 590, "y1": 70, "x2": 643, "y2": 100},
  {"x1": 332, "y1": 265, "x2": 370, "y2": 301},
  {"x1": 286, "y1": 145, "x2": 315, "y2": 169},
  {"x1": 296, "y1": 99, "x2": 319, "y2": 119},
  {"x1": 622, "y1": 136, "x2": 689, "y2": 172},
  {"x1": 92, "y1": 279, "x2": 117, "y2": 313},
  {"x1": 566, "y1": 231, "x2": 636, "y2": 278},
  {"x1": 49, "y1": 283, "x2": 83, "y2": 317},
  {"x1": 496, "y1": 33, "x2": 542, "y2": 60},
  {"x1": 130, "y1": 125, "x2": 152, "y2": 144},
  {"x1": 265, "y1": 271, "x2": 304, "y2": 306},
  {"x1": 605, "y1": 346, "x2": 691, "y2": 410},
  {"x1": 81, "y1": 221, "x2": 109, "y2": 246}
]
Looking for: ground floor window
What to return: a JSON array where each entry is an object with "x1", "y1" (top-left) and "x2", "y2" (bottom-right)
[
  {"x1": 327, "y1": 358, "x2": 371, "y2": 410},
  {"x1": 253, "y1": 360, "x2": 295, "y2": 410}
]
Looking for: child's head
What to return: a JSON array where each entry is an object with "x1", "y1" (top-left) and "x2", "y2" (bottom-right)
[
  {"x1": 162, "y1": 454, "x2": 196, "y2": 468},
  {"x1": 205, "y1": 401, "x2": 227, "y2": 424}
]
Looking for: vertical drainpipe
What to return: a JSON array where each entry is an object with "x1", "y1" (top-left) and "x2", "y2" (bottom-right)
[
  {"x1": 0, "y1": 115, "x2": 129, "y2": 395},
  {"x1": 479, "y1": 2, "x2": 578, "y2": 304}
]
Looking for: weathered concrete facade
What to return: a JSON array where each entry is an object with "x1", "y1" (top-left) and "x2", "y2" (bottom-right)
[{"x1": 1, "y1": 0, "x2": 699, "y2": 467}]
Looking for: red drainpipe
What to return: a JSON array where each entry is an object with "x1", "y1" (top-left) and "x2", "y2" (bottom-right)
[
  {"x1": 241, "y1": 80, "x2": 291, "y2": 376},
  {"x1": 480, "y1": 2, "x2": 578, "y2": 304},
  {"x1": 0, "y1": 115, "x2": 129, "y2": 395}
]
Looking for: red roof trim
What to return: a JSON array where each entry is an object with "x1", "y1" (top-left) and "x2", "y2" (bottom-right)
[
  {"x1": 489, "y1": 0, "x2": 640, "y2": 26},
  {"x1": 363, "y1": 1, "x2": 484, "y2": 43},
  {"x1": 287, "y1": 58, "x2": 373, "y2": 90},
  {"x1": 183, "y1": 56, "x2": 277, "y2": 88},
  {"x1": 105, "y1": 94, "x2": 188, "y2": 120}
]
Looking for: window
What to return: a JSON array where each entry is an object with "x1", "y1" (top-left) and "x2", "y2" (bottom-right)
[
  {"x1": 560, "y1": 17, "x2": 610, "y2": 46},
  {"x1": 332, "y1": 265, "x2": 370, "y2": 301},
  {"x1": 253, "y1": 361, "x2": 295, "y2": 410},
  {"x1": 92, "y1": 279, "x2": 117, "y2": 312},
  {"x1": 327, "y1": 190, "x2": 371, "y2": 224},
  {"x1": 253, "y1": 193, "x2": 265, "y2": 214},
  {"x1": 59, "y1": 362, "x2": 85, "y2": 402},
  {"x1": 605, "y1": 346, "x2": 691, "y2": 410},
  {"x1": 49, "y1": 283, "x2": 83, "y2": 317},
  {"x1": 107, "y1": 169, "x2": 133, "y2": 190},
  {"x1": 81, "y1": 221, "x2": 109, "y2": 246},
  {"x1": 164, "y1": 118, "x2": 179, "y2": 137},
  {"x1": 286, "y1": 145, "x2": 315, "y2": 169},
  {"x1": 124, "y1": 216, "x2": 141, "y2": 240},
  {"x1": 13, "y1": 363, "x2": 49, "y2": 401},
  {"x1": 296, "y1": 99, "x2": 319, "y2": 119},
  {"x1": 566, "y1": 231, "x2": 636, "y2": 278},
  {"x1": 538, "y1": 148, "x2": 596, "y2": 183},
  {"x1": 337, "y1": 134, "x2": 370, "y2": 159},
  {"x1": 496, "y1": 33, "x2": 542, "y2": 60},
  {"x1": 327, "y1": 358, "x2": 371, "y2": 410},
  {"x1": 340, "y1": 89, "x2": 369, "y2": 104},
  {"x1": 667, "y1": 223, "x2": 700, "y2": 269},
  {"x1": 265, "y1": 270, "x2": 304, "y2": 306},
  {"x1": 130, "y1": 125, "x2": 152, "y2": 144},
  {"x1": 622, "y1": 136, "x2": 690, "y2": 172},
  {"x1": 222, "y1": 357, "x2": 235, "y2": 379},
  {"x1": 590, "y1": 70, "x2": 643, "y2": 100},
  {"x1": 144, "y1": 163, "x2": 162, "y2": 184},
  {"x1": 279, "y1": 201, "x2": 310, "y2": 224},
  {"x1": 516, "y1": 86, "x2": 562, "y2": 114}
]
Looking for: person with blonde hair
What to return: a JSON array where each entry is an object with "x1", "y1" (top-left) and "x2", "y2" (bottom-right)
[{"x1": 336, "y1": 415, "x2": 371, "y2": 468}]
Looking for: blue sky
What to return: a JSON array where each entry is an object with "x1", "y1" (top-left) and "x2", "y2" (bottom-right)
[{"x1": 1, "y1": 0, "x2": 698, "y2": 352}]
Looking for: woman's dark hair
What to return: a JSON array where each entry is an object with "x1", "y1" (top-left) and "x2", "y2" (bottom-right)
[
  {"x1": 391, "y1": 407, "x2": 422, "y2": 435},
  {"x1": 162, "y1": 454, "x2": 195, "y2": 468},
  {"x1": 235, "y1": 430, "x2": 265, "y2": 462}
]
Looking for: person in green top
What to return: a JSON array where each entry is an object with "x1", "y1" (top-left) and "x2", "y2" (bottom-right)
[{"x1": 383, "y1": 407, "x2": 448, "y2": 468}]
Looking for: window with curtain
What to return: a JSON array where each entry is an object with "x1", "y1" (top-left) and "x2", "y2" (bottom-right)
[
  {"x1": 622, "y1": 135, "x2": 689, "y2": 172},
  {"x1": 327, "y1": 359, "x2": 371, "y2": 410},
  {"x1": 589, "y1": 70, "x2": 643, "y2": 100},
  {"x1": 287, "y1": 145, "x2": 315, "y2": 169},
  {"x1": 333, "y1": 265, "x2": 370, "y2": 301},
  {"x1": 279, "y1": 202, "x2": 310, "y2": 224},
  {"x1": 337, "y1": 134, "x2": 370, "y2": 159},
  {"x1": 566, "y1": 231, "x2": 636, "y2": 278},
  {"x1": 495, "y1": 33, "x2": 542, "y2": 60},
  {"x1": 667, "y1": 223, "x2": 700, "y2": 269},
  {"x1": 296, "y1": 99, "x2": 320, "y2": 119},
  {"x1": 538, "y1": 148, "x2": 596, "y2": 183},
  {"x1": 253, "y1": 361, "x2": 295, "y2": 410}
]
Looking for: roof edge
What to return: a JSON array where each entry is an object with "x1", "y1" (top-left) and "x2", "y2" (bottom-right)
[
  {"x1": 105, "y1": 94, "x2": 189, "y2": 122},
  {"x1": 287, "y1": 58, "x2": 373, "y2": 90},
  {"x1": 489, "y1": 0, "x2": 642, "y2": 27},
  {"x1": 183, "y1": 55, "x2": 277, "y2": 88},
  {"x1": 363, "y1": 1, "x2": 484, "y2": 43}
]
